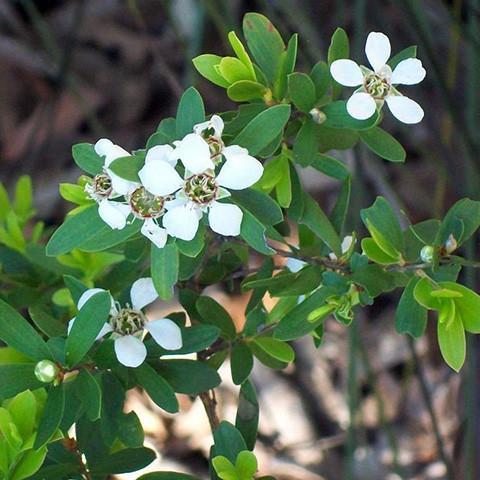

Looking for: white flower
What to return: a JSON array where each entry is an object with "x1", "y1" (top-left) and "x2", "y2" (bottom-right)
[
  {"x1": 328, "y1": 235, "x2": 355, "y2": 261},
  {"x1": 68, "y1": 278, "x2": 182, "y2": 368},
  {"x1": 330, "y1": 32, "x2": 426, "y2": 124},
  {"x1": 139, "y1": 116, "x2": 264, "y2": 241},
  {"x1": 285, "y1": 257, "x2": 307, "y2": 273},
  {"x1": 90, "y1": 139, "x2": 171, "y2": 249}
]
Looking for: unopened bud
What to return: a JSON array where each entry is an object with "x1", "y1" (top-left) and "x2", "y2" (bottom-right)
[
  {"x1": 34, "y1": 360, "x2": 59, "y2": 383},
  {"x1": 420, "y1": 245, "x2": 434, "y2": 263},
  {"x1": 445, "y1": 234, "x2": 457, "y2": 254},
  {"x1": 309, "y1": 107, "x2": 326, "y2": 124}
]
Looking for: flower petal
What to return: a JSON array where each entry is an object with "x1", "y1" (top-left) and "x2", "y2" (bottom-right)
[
  {"x1": 141, "y1": 219, "x2": 168, "y2": 249},
  {"x1": 103, "y1": 144, "x2": 131, "y2": 167},
  {"x1": 145, "y1": 318, "x2": 183, "y2": 350},
  {"x1": 391, "y1": 58, "x2": 426, "y2": 85},
  {"x1": 98, "y1": 200, "x2": 130, "y2": 229},
  {"x1": 194, "y1": 114, "x2": 224, "y2": 138},
  {"x1": 365, "y1": 32, "x2": 391, "y2": 72},
  {"x1": 145, "y1": 144, "x2": 176, "y2": 167},
  {"x1": 94, "y1": 138, "x2": 114, "y2": 157},
  {"x1": 346, "y1": 92, "x2": 377, "y2": 120},
  {"x1": 208, "y1": 202, "x2": 242, "y2": 236},
  {"x1": 108, "y1": 172, "x2": 138, "y2": 197},
  {"x1": 163, "y1": 205, "x2": 200, "y2": 241},
  {"x1": 174, "y1": 133, "x2": 214, "y2": 173},
  {"x1": 130, "y1": 277, "x2": 158, "y2": 311},
  {"x1": 330, "y1": 59, "x2": 364, "y2": 87},
  {"x1": 138, "y1": 159, "x2": 183, "y2": 196},
  {"x1": 68, "y1": 317, "x2": 112, "y2": 340},
  {"x1": 114, "y1": 335, "x2": 147, "y2": 368},
  {"x1": 385, "y1": 95, "x2": 424, "y2": 124},
  {"x1": 286, "y1": 258, "x2": 307, "y2": 273},
  {"x1": 217, "y1": 146, "x2": 264, "y2": 189}
]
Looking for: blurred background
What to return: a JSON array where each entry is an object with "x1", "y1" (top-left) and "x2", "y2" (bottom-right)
[{"x1": 1, "y1": 1, "x2": 480, "y2": 479}]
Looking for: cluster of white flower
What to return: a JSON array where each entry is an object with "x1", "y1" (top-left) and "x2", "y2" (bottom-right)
[
  {"x1": 330, "y1": 32, "x2": 426, "y2": 124},
  {"x1": 86, "y1": 115, "x2": 264, "y2": 247},
  {"x1": 69, "y1": 278, "x2": 182, "y2": 367}
]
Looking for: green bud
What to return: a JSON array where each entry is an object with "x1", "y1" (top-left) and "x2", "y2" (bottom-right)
[
  {"x1": 420, "y1": 245, "x2": 434, "y2": 263},
  {"x1": 309, "y1": 107, "x2": 326, "y2": 124},
  {"x1": 34, "y1": 360, "x2": 59, "y2": 383}
]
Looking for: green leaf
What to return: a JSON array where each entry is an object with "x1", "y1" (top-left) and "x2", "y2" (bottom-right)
[
  {"x1": 243, "y1": 13, "x2": 285, "y2": 84},
  {"x1": 275, "y1": 156, "x2": 292, "y2": 208},
  {"x1": 0, "y1": 299, "x2": 51, "y2": 361},
  {"x1": 6, "y1": 390, "x2": 37, "y2": 440},
  {"x1": 193, "y1": 54, "x2": 230, "y2": 88},
  {"x1": 139, "y1": 473, "x2": 201, "y2": 480},
  {"x1": 361, "y1": 196, "x2": 404, "y2": 257},
  {"x1": 28, "y1": 305, "x2": 66, "y2": 338},
  {"x1": 219, "y1": 57, "x2": 255, "y2": 83},
  {"x1": 236, "y1": 450, "x2": 258, "y2": 478},
  {"x1": 108, "y1": 153, "x2": 144, "y2": 182},
  {"x1": 235, "y1": 380, "x2": 258, "y2": 450},
  {"x1": 436, "y1": 198, "x2": 480, "y2": 246},
  {"x1": 232, "y1": 104, "x2": 291, "y2": 156},
  {"x1": 253, "y1": 337, "x2": 294, "y2": 363},
  {"x1": 0, "y1": 365, "x2": 43, "y2": 400},
  {"x1": 66, "y1": 291, "x2": 111, "y2": 367},
  {"x1": 90, "y1": 447, "x2": 156, "y2": 474},
  {"x1": 361, "y1": 237, "x2": 400, "y2": 265},
  {"x1": 34, "y1": 384, "x2": 65, "y2": 449},
  {"x1": 396, "y1": 277, "x2": 428, "y2": 337},
  {"x1": 323, "y1": 101, "x2": 379, "y2": 130},
  {"x1": 310, "y1": 61, "x2": 330, "y2": 100},
  {"x1": 310, "y1": 153, "x2": 350, "y2": 180},
  {"x1": 300, "y1": 193, "x2": 342, "y2": 256},
  {"x1": 328, "y1": 28, "x2": 349, "y2": 65},
  {"x1": 153, "y1": 359, "x2": 221, "y2": 395},
  {"x1": 117, "y1": 411, "x2": 144, "y2": 448},
  {"x1": 213, "y1": 421, "x2": 247, "y2": 463},
  {"x1": 231, "y1": 342, "x2": 253, "y2": 385},
  {"x1": 228, "y1": 31, "x2": 256, "y2": 79},
  {"x1": 388, "y1": 46, "x2": 417, "y2": 69},
  {"x1": 196, "y1": 296, "x2": 236, "y2": 340},
  {"x1": 151, "y1": 243, "x2": 179, "y2": 300},
  {"x1": 274, "y1": 33, "x2": 298, "y2": 99},
  {"x1": 72, "y1": 143, "x2": 103, "y2": 175},
  {"x1": 227, "y1": 80, "x2": 266, "y2": 102},
  {"x1": 360, "y1": 127, "x2": 406, "y2": 162},
  {"x1": 288, "y1": 73, "x2": 316, "y2": 113},
  {"x1": 437, "y1": 300, "x2": 465, "y2": 371},
  {"x1": 351, "y1": 263, "x2": 405, "y2": 298},
  {"x1": 176, "y1": 87, "x2": 205, "y2": 139},
  {"x1": 239, "y1": 211, "x2": 275, "y2": 255},
  {"x1": 10, "y1": 446, "x2": 47, "y2": 480},
  {"x1": 230, "y1": 189, "x2": 283, "y2": 226},
  {"x1": 293, "y1": 119, "x2": 319, "y2": 167},
  {"x1": 135, "y1": 363, "x2": 179, "y2": 413},
  {"x1": 74, "y1": 369, "x2": 102, "y2": 421}
]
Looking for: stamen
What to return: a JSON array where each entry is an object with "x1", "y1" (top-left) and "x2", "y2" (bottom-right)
[
  {"x1": 184, "y1": 173, "x2": 218, "y2": 205},
  {"x1": 129, "y1": 186, "x2": 165, "y2": 219},
  {"x1": 110, "y1": 308, "x2": 145, "y2": 335}
]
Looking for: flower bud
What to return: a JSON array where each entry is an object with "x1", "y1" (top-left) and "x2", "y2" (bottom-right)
[
  {"x1": 445, "y1": 234, "x2": 457, "y2": 254},
  {"x1": 309, "y1": 108, "x2": 327, "y2": 124},
  {"x1": 34, "y1": 360, "x2": 59, "y2": 383},
  {"x1": 420, "y1": 245, "x2": 434, "y2": 263}
]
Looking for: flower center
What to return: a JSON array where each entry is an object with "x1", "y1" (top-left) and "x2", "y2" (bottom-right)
[
  {"x1": 184, "y1": 173, "x2": 218, "y2": 205},
  {"x1": 129, "y1": 186, "x2": 165, "y2": 219},
  {"x1": 110, "y1": 308, "x2": 145, "y2": 335},
  {"x1": 86, "y1": 173, "x2": 113, "y2": 201},
  {"x1": 364, "y1": 73, "x2": 391, "y2": 99}
]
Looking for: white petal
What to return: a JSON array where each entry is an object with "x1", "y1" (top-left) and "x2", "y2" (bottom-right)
[
  {"x1": 114, "y1": 335, "x2": 147, "y2": 368},
  {"x1": 94, "y1": 138, "x2": 114, "y2": 157},
  {"x1": 108, "y1": 172, "x2": 138, "y2": 197},
  {"x1": 145, "y1": 144, "x2": 176, "y2": 167},
  {"x1": 141, "y1": 219, "x2": 168, "y2": 249},
  {"x1": 78, "y1": 288, "x2": 107, "y2": 310},
  {"x1": 346, "y1": 92, "x2": 377, "y2": 120},
  {"x1": 385, "y1": 95, "x2": 424, "y2": 124},
  {"x1": 103, "y1": 145, "x2": 131, "y2": 167},
  {"x1": 330, "y1": 59, "x2": 364, "y2": 86},
  {"x1": 174, "y1": 133, "x2": 214, "y2": 173},
  {"x1": 217, "y1": 146, "x2": 264, "y2": 189},
  {"x1": 391, "y1": 58, "x2": 426, "y2": 85},
  {"x1": 68, "y1": 317, "x2": 112, "y2": 340},
  {"x1": 365, "y1": 32, "x2": 391, "y2": 72},
  {"x1": 208, "y1": 202, "x2": 243, "y2": 236},
  {"x1": 138, "y1": 159, "x2": 183, "y2": 196},
  {"x1": 286, "y1": 258, "x2": 307, "y2": 273},
  {"x1": 145, "y1": 318, "x2": 183, "y2": 350},
  {"x1": 98, "y1": 200, "x2": 130, "y2": 230},
  {"x1": 341, "y1": 235, "x2": 354, "y2": 253},
  {"x1": 130, "y1": 277, "x2": 158, "y2": 311},
  {"x1": 194, "y1": 114, "x2": 224, "y2": 138},
  {"x1": 163, "y1": 205, "x2": 200, "y2": 241}
]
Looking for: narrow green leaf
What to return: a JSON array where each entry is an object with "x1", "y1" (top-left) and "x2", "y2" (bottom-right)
[
  {"x1": 230, "y1": 189, "x2": 283, "y2": 226},
  {"x1": 235, "y1": 380, "x2": 259, "y2": 450},
  {"x1": 34, "y1": 384, "x2": 65, "y2": 449},
  {"x1": 328, "y1": 28, "x2": 349, "y2": 65},
  {"x1": 151, "y1": 243, "x2": 179, "y2": 300},
  {"x1": 288, "y1": 72, "x2": 316, "y2": 112},
  {"x1": 396, "y1": 277, "x2": 428, "y2": 337},
  {"x1": 240, "y1": 210, "x2": 276, "y2": 255},
  {"x1": 176, "y1": 87, "x2": 205, "y2": 138},
  {"x1": 108, "y1": 154, "x2": 144, "y2": 182},
  {"x1": 213, "y1": 421, "x2": 247, "y2": 463},
  {"x1": 28, "y1": 305, "x2": 66, "y2": 338},
  {"x1": 72, "y1": 143, "x2": 103, "y2": 175},
  {"x1": 227, "y1": 80, "x2": 266, "y2": 101},
  {"x1": 196, "y1": 296, "x2": 236, "y2": 340},
  {"x1": 90, "y1": 447, "x2": 156, "y2": 474},
  {"x1": 74, "y1": 369, "x2": 102, "y2": 421},
  {"x1": 193, "y1": 54, "x2": 230, "y2": 88},
  {"x1": 231, "y1": 342, "x2": 253, "y2": 385},
  {"x1": 253, "y1": 337, "x2": 294, "y2": 363},
  {"x1": 360, "y1": 127, "x2": 406, "y2": 162},
  {"x1": 293, "y1": 119, "x2": 319, "y2": 167},
  {"x1": 323, "y1": 101, "x2": 379, "y2": 130},
  {"x1": 437, "y1": 302, "x2": 465, "y2": 371},
  {"x1": 0, "y1": 365, "x2": 43, "y2": 399},
  {"x1": 274, "y1": 33, "x2": 298, "y2": 99}
]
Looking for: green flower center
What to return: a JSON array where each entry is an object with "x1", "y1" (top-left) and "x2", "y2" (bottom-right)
[
  {"x1": 184, "y1": 173, "x2": 218, "y2": 205},
  {"x1": 364, "y1": 73, "x2": 391, "y2": 99},
  {"x1": 129, "y1": 186, "x2": 165, "y2": 219},
  {"x1": 111, "y1": 308, "x2": 145, "y2": 335},
  {"x1": 88, "y1": 173, "x2": 113, "y2": 200}
]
